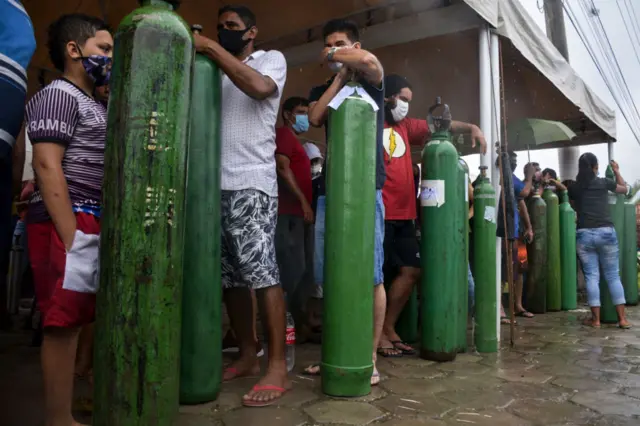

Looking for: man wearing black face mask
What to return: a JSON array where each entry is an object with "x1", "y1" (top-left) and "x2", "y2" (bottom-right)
[{"x1": 192, "y1": 5, "x2": 290, "y2": 407}]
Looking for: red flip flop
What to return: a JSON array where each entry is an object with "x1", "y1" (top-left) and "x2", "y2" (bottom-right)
[
  {"x1": 242, "y1": 384, "x2": 287, "y2": 407},
  {"x1": 223, "y1": 367, "x2": 239, "y2": 382}
]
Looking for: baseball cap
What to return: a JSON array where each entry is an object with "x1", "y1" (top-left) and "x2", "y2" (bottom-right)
[{"x1": 303, "y1": 143, "x2": 323, "y2": 161}]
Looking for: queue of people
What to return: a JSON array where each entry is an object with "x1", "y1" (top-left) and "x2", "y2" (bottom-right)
[{"x1": 1, "y1": 3, "x2": 633, "y2": 425}]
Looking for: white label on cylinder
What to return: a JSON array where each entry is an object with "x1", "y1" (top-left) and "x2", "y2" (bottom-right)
[
  {"x1": 464, "y1": 173, "x2": 469, "y2": 202},
  {"x1": 484, "y1": 206, "x2": 496, "y2": 223},
  {"x1": 420, "y1": 180, "x2": 445, "y2": 207}
]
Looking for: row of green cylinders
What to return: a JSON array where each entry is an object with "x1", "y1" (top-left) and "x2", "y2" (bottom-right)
[
  {"x1": 526, "y1": 188, "x2": 578, "y2": 313},
  {"x1": 527, "y1": 176, "x2": 638, "y2": 320}
]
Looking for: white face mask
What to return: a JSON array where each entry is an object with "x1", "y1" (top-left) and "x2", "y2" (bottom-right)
[
  {"x1": 391, "y1": 99, "x2": 409, "y2": 122},
  {"x1": 311, "y1": 163, "x2": 323, "y2": 179}
]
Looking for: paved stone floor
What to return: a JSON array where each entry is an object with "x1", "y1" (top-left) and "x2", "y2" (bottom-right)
[{"x1": 3, "y1": 307, "x2": 640, "y2": 425}]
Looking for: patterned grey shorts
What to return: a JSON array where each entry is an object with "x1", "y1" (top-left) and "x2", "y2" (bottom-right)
[{"x1": 221, "y1": 189, "x2": 280, "y2": 290}]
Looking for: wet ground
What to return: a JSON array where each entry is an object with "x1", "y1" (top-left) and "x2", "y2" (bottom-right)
[{"x1": 3, "y1": 307, "x2": 640, "y2": 425}]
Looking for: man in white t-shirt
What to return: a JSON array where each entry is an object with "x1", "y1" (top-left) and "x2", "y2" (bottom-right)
[{"x1": 193, "y1": 5, "x2": 289, "y2": 407}]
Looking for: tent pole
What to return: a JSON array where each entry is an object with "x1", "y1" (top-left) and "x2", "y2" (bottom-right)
[
  {"x1": 608, "y1": 142, "x2": 614, "y2": 162},
  {"x1": 490, "y1": 31, "x2": 502, "y2": 344},
  {"x1": 479, "y1": 24, "x2": 492, "y2": 170}
]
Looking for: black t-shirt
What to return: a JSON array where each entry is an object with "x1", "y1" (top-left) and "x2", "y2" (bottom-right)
[
  {"x1": 568, "y1": 177, "x2": 617, "y2": 229},
  {"x1": 308, "y1": 76, "x2": 386, "y2": 196}
]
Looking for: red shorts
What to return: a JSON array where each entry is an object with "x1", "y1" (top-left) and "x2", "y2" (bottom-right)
[{"x1": 28, "y1": 213, "x2": 100, "y2": 328}]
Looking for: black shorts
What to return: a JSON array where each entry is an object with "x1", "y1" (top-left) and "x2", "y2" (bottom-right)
[{"x1": 384, "y1": 220, "x2": 420, "y2": 269}]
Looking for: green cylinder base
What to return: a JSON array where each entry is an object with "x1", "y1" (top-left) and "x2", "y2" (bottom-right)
[
  {"x1": 397, "y1": 288, "x2": 418, "y2": 344},
  {"x1": 321, "y1": 363, "x2": 373, "y2": 397},
  {"x1": 599, "y1": 278, "x2": 618, "y2": 324},
  {"x1": 420, "y1": 348, "x2": 457, "y2": 363}
]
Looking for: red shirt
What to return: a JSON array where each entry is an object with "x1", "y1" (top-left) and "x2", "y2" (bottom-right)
[
  {"x1": 275, "y1": 127, "x2": 312, "y2": 217},
  {"x1": 382, "y1": 118, "x2": 431, "y2": 220}
]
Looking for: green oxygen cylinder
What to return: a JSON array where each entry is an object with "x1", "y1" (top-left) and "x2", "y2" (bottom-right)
[
  {"x1": 419, "y1": 99, "x2": 465, "y2": 362},
  {"x1": 396, "y1": 287, "x2": 418, "y2": 344},
  {"x1": 623, "y1": 200, "x2": 638, "y2": 305},
  {"x1": 599, "y1": 166, "x2": 623, "y2": 322},
  {"x1": 526, "y1": 195, "x2": 547, "y2": 314},
  {"x1": 559, "y1": 190, "x2": 577, "y2": 310},
  {"x1": 457, "y1": 156, "x2": 470, "y2": 353},
  {"x1": 542, "y1": 187, "x2": 561, "y2": 311},
  {"x1": 322, "y1": 83, "x2": 376, "y2": 397},
  {"x1": 179, "y1": 24, "x2": 222, "y2": 404},
  {"x1": 94, "y1": 1, "x2": 193, "y2": 425},
  {"x1": 472, "y1": 166, "x2": 497, "y2": 353}
]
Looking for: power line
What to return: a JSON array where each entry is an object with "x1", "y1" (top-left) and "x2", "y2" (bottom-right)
[
  {"x1": 562, "y1": 1, "x2": 640, "y2": 144},
  {"x1": 615, "y1": 0, "x2": 640, "y2": 67}
]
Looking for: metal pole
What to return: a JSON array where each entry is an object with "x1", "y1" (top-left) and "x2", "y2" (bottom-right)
[
  {"x1": 490, "y1": 31, "x2": 501, "y2": 343},
  {"x1": 608, "y1": 142, "x2": 614, "y2": 162},
  {"x1": 479, "y1": 25, "x2": 492, "y2": 170},
  {"x1": 544, "y1": 0, "x2": 579, "y2": 180}
]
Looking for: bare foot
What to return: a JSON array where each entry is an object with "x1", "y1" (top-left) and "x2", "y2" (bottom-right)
[
  {"x1": 223, "y1": 355, "x2": 260, "y2": 382},
  {"x1": 242, "y1": 368, "x2": 291, "y2": 407}
]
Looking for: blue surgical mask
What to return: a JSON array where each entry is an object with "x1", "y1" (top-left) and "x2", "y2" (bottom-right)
[
  {"x1": 292, "y1": 114, "x2": 309, "y2": 134},
  {"x1": 75, "y1": 44, "x2": 111, "y2": 87},
  {"x1": 596, "y1": 170, "x2": 600, "y2": 177}
]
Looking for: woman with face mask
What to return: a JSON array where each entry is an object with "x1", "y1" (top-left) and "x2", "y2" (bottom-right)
[
  {"x1": 569, "y1": 153, "x2": 631, "y2": 328},
  {"x1": 379, "y1": 74, "x2": 489, "y2": 356}
]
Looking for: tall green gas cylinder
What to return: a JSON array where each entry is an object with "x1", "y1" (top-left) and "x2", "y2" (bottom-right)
[
  {"x1": 179, "y1": 24, "x2": 222, "y2": 404},
  {"x1": 623, "y1": 200, "x2": 638, "y2": 305},
  {"x1": 599, "y1": 166, "x2": 624, "y2": 322},
  {"x1": 94, "y1": 1, "x2": 193, "y2": 425},
  {"x1": 322, "y1": 83, "x2": 376, "y2": 397},
  {"x1": 419, "y1": 99, "x2": 465, "y2": 362},
  {"x1": 472, "y1": 166, "x2": 497, "y2": 353},
  {"x1": 396, "y1": 287, "x2": 418, "y2": 344},
  {"x1": 559, "y1": 190, "x2": 577, "y2": 310},
  {"x1": 457, "y1": 157, "x2": 470, "y2": 353},
  {"x1": 542, "y1": 187, "x2": 561, "y2": 311},
  {"x1": 526, "y1": 195, "x2": 547, "y2": 314}
]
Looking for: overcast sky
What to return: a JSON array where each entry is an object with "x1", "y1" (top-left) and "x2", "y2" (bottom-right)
[{"x1": 464, "y1": 0, "x2": 640, "y2": 183}]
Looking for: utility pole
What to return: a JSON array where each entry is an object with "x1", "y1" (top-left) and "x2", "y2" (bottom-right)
[{"x1": 544, "y1": 0, "x2": 579, "y2": 180}]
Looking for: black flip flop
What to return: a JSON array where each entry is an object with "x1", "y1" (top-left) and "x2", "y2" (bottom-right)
[
  {"x1": 377, "y1": 347, "x2": 403, "y2": 358},
  {"x1": 391, "y1": 340, "x2": 416, "y2": 355},
  {"x1": 515, "y1": 310, "x2": 534, "y2": 318}
]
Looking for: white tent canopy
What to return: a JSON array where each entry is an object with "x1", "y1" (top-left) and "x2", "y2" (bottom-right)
[{"x1": 464, "y1": 0, "x2": 615, "y2": 139}]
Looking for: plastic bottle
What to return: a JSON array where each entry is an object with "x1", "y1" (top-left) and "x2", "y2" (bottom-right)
[{"x1": 285, "y1": 311, "x2": 295, "y2": 372}]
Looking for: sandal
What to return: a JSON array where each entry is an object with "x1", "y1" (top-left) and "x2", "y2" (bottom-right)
[
  {"x1": 242, "y1": 384, "x2": 288, "y2": 407},
  {"x1": 515, "y1": 310, "x2": 534, "y2": 318},
  {"x1": 391, "y1": 341, "x2": 416, "y2": 355},
  {"x1": 618, "y1": 322, "x2": 632, "y2": 330},
  {"x1": 582, "y1": 318, "x2": 601, "y2": 328},
  {"x1": 371, "y1": 368, "x2": 380, "y2": 386},
  {"x1": 500, "y1": 316, "x2": 516, "y2": 325},
  {"x1": 377, "y1": 347, "x2": 403, "y2": 358}
]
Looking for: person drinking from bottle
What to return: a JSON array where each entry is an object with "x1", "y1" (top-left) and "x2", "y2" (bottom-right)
[
  {"x1": 378, "y1": 74, "x2": 487, "y2": 356},
  {"x1": 569, "y1": 153, "x2": 631, "y2": 328}
]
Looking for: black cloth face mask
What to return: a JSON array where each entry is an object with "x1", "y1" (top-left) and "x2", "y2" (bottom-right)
[{"x1": 218, "y1": 28, "x2": 252, "y2": 55}]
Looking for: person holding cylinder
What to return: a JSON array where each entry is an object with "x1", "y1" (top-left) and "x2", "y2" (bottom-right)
[
  {"x1": 302, "y1": 19, "x2": 385, "y2": 387},
  {"x1": 24, "y1": 14, "x2": 112, "y2": 426},
  {"x1": 568, "y1": 153, "x2": 631, "y2": 328},
  {"x1": 496, "y1": 152, "x2": 535, "y2": 323},
  {"x1": 379, "y1": 74, "x2": 486, "y2": 356},
  {"x1": 192, "y1": 5, "x2": 290, "y2": 406}
]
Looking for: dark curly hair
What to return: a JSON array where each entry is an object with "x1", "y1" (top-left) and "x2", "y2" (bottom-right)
[{"x1": 47, "y1": 14, "x2": 110, "y2": 72}]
